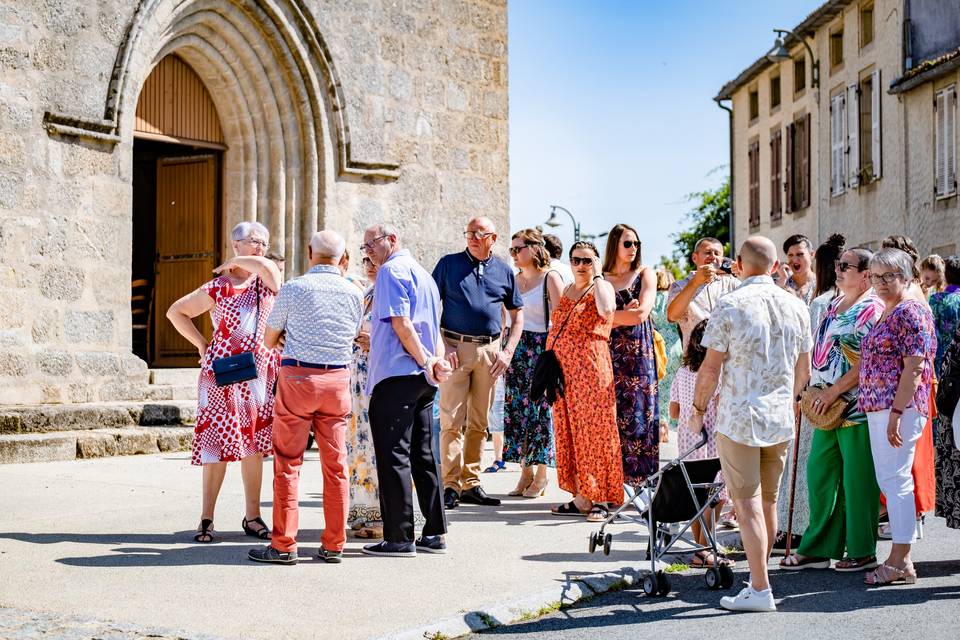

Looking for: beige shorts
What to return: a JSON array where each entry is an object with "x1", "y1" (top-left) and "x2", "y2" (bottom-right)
[{"x1": 716, "y1": 433, "x2": 789, "y2": 502}]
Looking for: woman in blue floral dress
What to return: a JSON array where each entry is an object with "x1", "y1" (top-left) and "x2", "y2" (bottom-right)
[
  {"x1": 603, "y1": 224, "x2": 659, "y2": 486},
  {"x1": 503, "y1": 229, "x2": 563, "y2": 497}
]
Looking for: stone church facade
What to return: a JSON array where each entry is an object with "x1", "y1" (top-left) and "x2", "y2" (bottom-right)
[{"x1": 0, "y1": 0, "x2": 508, "y2": 405}]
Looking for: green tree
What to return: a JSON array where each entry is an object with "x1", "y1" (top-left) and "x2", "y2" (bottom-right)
[{"x1": 665, "y1": 174, "x2": 731, "y2": 274}]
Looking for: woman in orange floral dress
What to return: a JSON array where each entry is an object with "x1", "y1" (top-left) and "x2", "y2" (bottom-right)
[{"x1": 549, "y1": 241, "x2": 624, "y2": 522}]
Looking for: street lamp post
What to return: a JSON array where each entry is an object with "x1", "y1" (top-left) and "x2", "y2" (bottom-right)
[
  {"x1": 543, "y1": 205, "x2": 580, "y2": 242},
  {"x1": 766, "y1": 28, "x2": 820, "y2": 96}
]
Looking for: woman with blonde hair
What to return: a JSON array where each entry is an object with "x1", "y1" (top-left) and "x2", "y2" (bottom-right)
[
  {"x1": 503, "y1": 228, "x2": 564, "y2": 496},
  {"x1": 167, "y1": 221, "x2": 282, "y2": 543},
  {"x1": 920, "y1": 255, "x2": 946, "y2": 297}
]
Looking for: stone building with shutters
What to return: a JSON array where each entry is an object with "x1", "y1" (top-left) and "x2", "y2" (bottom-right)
[
  {"x1": 716, "y1": 0, "x2": 960, "y2": 258},
  {"x1": 0, "y1": 0, "x2": 508, "y2": 406}
]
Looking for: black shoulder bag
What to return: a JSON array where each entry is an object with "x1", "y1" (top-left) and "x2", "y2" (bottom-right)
[
  {"x1": 530, "y1": 283, "x2": 594, "y2": 405},
  {"x1": 212, "y1": 278, "x2": 261, "y2": 387},
  {"x1": 937, "y1": 330, "x2": 960, "y2": 417}
]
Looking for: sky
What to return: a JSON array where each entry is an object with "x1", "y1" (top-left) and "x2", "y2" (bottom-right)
[{"x1": 508, "y1": 0, "x2": 816, "y2": 264}]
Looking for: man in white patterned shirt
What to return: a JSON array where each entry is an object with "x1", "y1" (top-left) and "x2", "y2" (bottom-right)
[
  {"x1": 248, "y1": 230, "x2": 363, "y2": 566},
  {"x1": 690, "y1": 235, "x2": 811, "y2": 612},
  {"x1": 666, "y1": 237, "x2": 740, "y2": 348}
]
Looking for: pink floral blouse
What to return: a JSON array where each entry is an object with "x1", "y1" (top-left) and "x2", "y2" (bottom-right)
[{"x1": 859, "y1": 299, "x2": 936, "y2": 416}]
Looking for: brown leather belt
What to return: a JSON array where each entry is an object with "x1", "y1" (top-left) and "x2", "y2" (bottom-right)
[{"x1": 441, "y1": 329, "x2": 499, "y2": 345}]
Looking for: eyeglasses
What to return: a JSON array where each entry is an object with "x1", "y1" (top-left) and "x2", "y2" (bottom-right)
[
  {"x1": 464, "y1": 231, "x2": 495, "y2": 241},
  {"x1": 835, "y1": 260, "x2": 861, "y2": 273},
  {"x1": 868, "y1": 272, "x2": 901, "y2": 285},
  {"x1": 570, "y1": 256, "x2": 594, "y2": 266},
  {"x1": 622, "y1": 240, "x2": 639, "y2": 249},
  {"x1": 360, "y1": 234, "x2": 388, "y2": 253},
  {"x1": 508, "y1": 245, "x2": 528, "y2": 255},
  {"x1": 242, "y1": 238, "x2": 268, "y2": 248}
]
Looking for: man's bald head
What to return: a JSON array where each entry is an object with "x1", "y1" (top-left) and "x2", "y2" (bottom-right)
[
  {"x1": 467, "y1": 216, "x2": 496, "y2": 233},
  {"x1": 737, "y1": 235, "x2": 778, "y2": 275}
]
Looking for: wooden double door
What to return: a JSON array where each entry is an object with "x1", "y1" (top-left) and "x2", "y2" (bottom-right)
[{"x1": 151, "y1": 155, "x2": 219, "y2": 367}]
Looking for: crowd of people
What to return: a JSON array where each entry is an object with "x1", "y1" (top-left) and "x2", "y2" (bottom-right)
[{"x1": 165, "y1": 218, "x2": 960, "y2": 613}]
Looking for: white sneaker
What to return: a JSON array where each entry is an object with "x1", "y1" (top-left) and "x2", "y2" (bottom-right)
[{"x1": 719, "y1": 585, "x2": 776, "y2": 612}]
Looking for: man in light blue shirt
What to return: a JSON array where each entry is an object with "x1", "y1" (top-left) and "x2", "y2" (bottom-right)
[
  {"x1": 361, "y1": 222, "x2": 452, "y2": 557},
  {"x1": 247, "y1": 230, "x2": 362, "y2": 566}
]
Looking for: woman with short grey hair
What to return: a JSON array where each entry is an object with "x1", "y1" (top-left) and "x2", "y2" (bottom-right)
[
  {"x1": 167, "y1": 220, "x2": 282, "y2": 543},
  {"x1": 858, "y1": 248, "x2": 936, "y2": 585}
]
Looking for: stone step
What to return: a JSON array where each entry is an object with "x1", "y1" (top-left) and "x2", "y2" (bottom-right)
[
  {"x1": 0, "y1": 401, "x2": 196, "y2": 435},
  {"x1": 0, "y1": 427, "x2": 194, "y2": 464},
  {"x1": 144, "y1": 384, "x2": 198, "y2": 401},
  {"x1": 149, "y1": 368, "x2": 200, "y2": 387}
]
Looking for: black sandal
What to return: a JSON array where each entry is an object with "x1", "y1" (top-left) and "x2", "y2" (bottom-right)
[
  {"x1": 551, "y1": 501, "x2": 589, "y2": 516},
  {"x1": 194, "y1": 519, "x2": 215, "y2": 543},
  {"x1": 242, "y1": 516, "x2": 271, "y2": 540}
]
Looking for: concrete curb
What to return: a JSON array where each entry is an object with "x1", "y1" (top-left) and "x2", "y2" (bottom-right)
[
  {"x1": 372, "y1": 564, "x2": 645, "y2": 640},
  {"x1": 373, "y1": 528, "x2": 744, "y2": 640}
]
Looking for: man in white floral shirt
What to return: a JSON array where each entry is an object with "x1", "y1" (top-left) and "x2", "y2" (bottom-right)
[
  {"x1": 666, "y1": 237, "x2": 740, "y2": 348},
  {"x1": 690, "y1": 235, "x2": 811, "y2": 613}
]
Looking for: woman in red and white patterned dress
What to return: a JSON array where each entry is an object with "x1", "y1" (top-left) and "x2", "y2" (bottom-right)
[{"x1": 167, "y1": 221, "x2": 282, "y2": 543}]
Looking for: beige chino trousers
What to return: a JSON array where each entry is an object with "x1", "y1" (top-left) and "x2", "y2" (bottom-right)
[{"x1": 439, "y1": 339, "x2": 499, "y2": 492}]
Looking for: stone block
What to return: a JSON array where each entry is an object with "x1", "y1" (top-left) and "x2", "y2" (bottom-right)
[
  {"x1": 446, "y1": 81, "x2": 469, "y2": 112},
  {"x1": 63, "y1": 310, "x2": 114, "y2": 345},
  {"x1": 36, "y1": 349, "x2": 73, "y2": 376},
  {"x1": 389, "y1": 70, "x2": 413, "y2": 101},
  {"x1": 75, "y1": 351, "x2": 120, "y2": 376},
  {"x1": 139, "y1": 403, "x2": 189, "y2": 426},
  {"x1": 157, "y1": 428, "x2": 193, "y2": 452},
  {"x1": 115, "y1": 430, "x2": 159, "y2": 456},
  {"x1": 0, "y1": 350, "x2": 29, "y2": 376},
  {"x1": 0, "y1": 433, "x2": 76, "y2": 464},
  {"x1": 76, "y1": 431, "x2": 117, "y2": 458},
  {"x1": 31, "y1": 311, "x2": 60, "y2": 344}
]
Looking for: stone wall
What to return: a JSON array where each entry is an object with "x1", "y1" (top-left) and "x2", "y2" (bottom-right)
[{"x1": 0, "y1": 0, "x2": 508, "y2": 405}]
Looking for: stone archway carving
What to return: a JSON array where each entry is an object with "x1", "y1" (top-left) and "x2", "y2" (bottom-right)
[{"x1": 42, "y1": 0, "x2": 399, "y2": 268}]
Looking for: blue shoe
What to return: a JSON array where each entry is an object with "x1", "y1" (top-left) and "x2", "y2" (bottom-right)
[
  {"x1": 362, "y1": 540, "x2": 416, "y2": 557},
  {"x1": 416, "y1": 535, "x2": 447, "y2": 554},
  {"x1": 483, "y1": 460, "x2": 506, "y2": 473},
  {"x1": 248, "y1": 545, "x2": 298, "y2": 565}
]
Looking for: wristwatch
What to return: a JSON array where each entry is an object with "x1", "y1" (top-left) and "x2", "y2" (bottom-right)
[{"x1": 692, "y1": 404, "x2": 706, "y2": 416}]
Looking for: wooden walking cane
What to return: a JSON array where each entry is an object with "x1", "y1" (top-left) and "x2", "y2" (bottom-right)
[{"x1": 784, "y1": 408, "x2": 802, "y2": 558}]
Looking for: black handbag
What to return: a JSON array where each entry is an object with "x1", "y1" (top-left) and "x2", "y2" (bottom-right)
[
  {"x1": 937, "y1": 331, "x2": 960, "y2": 417},
  {"x1": 530, "y1": 283, "x2": 594, "y2": 405},
  {"x1": 212, "y1": 278, "x2": 261, "y2": 387}
]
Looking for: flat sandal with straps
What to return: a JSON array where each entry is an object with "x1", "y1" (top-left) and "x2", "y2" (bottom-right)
[{"x1": 864, "y1": 562, "x2": 917, "y2": 585}]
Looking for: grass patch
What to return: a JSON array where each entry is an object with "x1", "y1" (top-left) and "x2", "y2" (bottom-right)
[
  {"x1": 425, "y1": 632, "x2": 451, "y2": 640},
  {"x1": 665, "y1": 563, "x2": 690, "y2": 573},
  {"x1": 516, "y1": 601, "x2": 562, "y2": 621}
]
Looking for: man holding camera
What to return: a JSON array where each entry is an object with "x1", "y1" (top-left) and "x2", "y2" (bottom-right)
[{"x1": 666, "y1": 237, "x2": 741, "y2": 347}]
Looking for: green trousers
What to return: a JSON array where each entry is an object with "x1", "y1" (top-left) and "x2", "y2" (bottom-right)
[{"x1": 796, "y1": 423, "x2": 880, "y2": 559}]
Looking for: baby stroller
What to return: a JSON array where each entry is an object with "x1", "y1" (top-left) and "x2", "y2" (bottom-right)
[{"x1": 587, "y1": 431, "x2": 734, "y2": 596}]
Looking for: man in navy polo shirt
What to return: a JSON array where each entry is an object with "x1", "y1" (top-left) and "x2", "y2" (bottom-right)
[{"x1": 432, "y1": 216, "x2": 524, "y2": 509}]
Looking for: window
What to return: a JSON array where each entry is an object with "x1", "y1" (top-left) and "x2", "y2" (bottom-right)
[
  {"x1": 749, "y1": 89, "x2": 759, "y2": 121},
  {"x1": 846, "y1": 69, "x2": 883, "y2": 188},
  {"x1": 933, "y1": 243, "x2": 957, "y2": 257},
  {"x1": 831, "y1": 92, "x2": 847, "y2": 196},
  {"x1": 860, "y1": 2, "x2": 874, "y2": 48},
  {"x1": 786, "y1": 114, "x2": 811, "y2": 211},
  {"x1": 794, "y1": 57, "x2": 806, "y2": 95},
  {"x1": 830, "y1": 28, "x2": 844, "y2": 69},
  {"x1": 770, "y1": 128, "x2": 783, "y2": 221},
  {"x1": 748, "y1": 140, "x2": 760, "y2": 228},
  {"x1": 771, "y1": 75, "x2": 781, "y2": 110},
  {"x1": 935, "y1": 85, "x2": 957, "y2": 198}
]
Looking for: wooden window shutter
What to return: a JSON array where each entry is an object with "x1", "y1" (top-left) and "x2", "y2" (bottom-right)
[
  {"x1": 936, "y1": 89, "x2": 946, "y2": 196},
  {"x1": 802, "y1": 113, "x2": 812, "y2": 208},
  {"x1": 770, "y1": 130, "x2": 782, "y2": 221},
  {"x1": 831, "y1": 95, "x2": 846, "y2": 195},
  {"x1": 785, "y1": 122, "x2": 794, "y2": 213},
  {"x1": 848, "y1": 84, "x2": 860, "y2": 188},
  {"x1": 948, "y1": 86, "x2": 957, "y2": 195},
  {"x1": 749, "y1": 141, "x2": 760, "y2": 227},
  {"x1": 871, "y1": 68, "x2": 882, "y2": 180}
]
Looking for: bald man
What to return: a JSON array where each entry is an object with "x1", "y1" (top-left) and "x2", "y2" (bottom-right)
[
  {"x1": 249, "y1": 230, "x2": 363, "y2": 565},
  {"x1": 432, "y1": 216, "x2": 524, "y2": 508},
  {"x1": 689, "y1": 235, "x2": 812, "y2": 612}
]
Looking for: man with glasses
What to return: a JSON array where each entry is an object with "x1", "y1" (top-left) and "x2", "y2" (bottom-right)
[
  {"x1": 432, "y1": 217, "x2": 524, "y2": 509},
  {"x1": 360, "y1": 223, "x2": 452, "y2": 556},
  {"x1": 667, "y1": 236, "x2": 740, "y2": 348}
]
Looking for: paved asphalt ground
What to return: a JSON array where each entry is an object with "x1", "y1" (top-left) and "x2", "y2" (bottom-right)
[{"x1": 471, "y1": 517, "x2": 960, "y2": 640}]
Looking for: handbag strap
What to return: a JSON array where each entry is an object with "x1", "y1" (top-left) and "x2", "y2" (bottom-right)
[
  {"x1": 542, "y1": 270, "x2": 558, "y2": 331},
  {"x1": 252, "y1": 277, "x2": 261, "y2": 342},
  {"x1": 547, "y1": 282, "x2": 595, "y2": 349}
]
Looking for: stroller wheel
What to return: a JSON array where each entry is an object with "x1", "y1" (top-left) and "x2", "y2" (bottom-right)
[
  {"x1": 656, "y1": 571, "x2": 671, "y2": 596},
  {"x1": 602, "y1": 533, "x2": 613, "y2": 556},
  {"x1": 588, "y1": 532, "x2": 598, "y2": 554},
  {"x1": 642, "y1": 574, "x2": 658, "y2": 597},
  {"x1": 719, "y1": 565, "x2": 735, "y2": 589},
  {"x1": 705, "y1": 567, "x2": 721, "y2": 590}
]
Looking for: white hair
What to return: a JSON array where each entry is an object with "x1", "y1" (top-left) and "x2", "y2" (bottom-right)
[
  {"x1": 365, "y1": 222, "x2": 399, "y2": 239},
  {"x1": 231, "y1": 221, "x2": 269, "y2": 242},
  {"x1": 869, "y1": 248, "x2": 915, "y2": 281},
  {"x1": 310, "y1": 230, "x2": 346, "y2": 259}
]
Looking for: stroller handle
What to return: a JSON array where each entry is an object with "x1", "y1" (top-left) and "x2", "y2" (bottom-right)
[{"x1": 697, "y1": 429, "x2": 709, "y2": 448}]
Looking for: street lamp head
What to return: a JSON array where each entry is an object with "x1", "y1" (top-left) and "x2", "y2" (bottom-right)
[
  {"x1": 543, "y1": 210, "x2": 561, "y2": 228},
  {"x1": 766, "y1": 35, "x2": 791, "y2": 63}
]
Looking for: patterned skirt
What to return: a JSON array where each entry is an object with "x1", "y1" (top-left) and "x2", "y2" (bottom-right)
[
  {"x1": 935, "y1": 414, "x2": 960, "y2": 529},
  {"x1": 503, "y1": 331, "x2": 555, "y2": 466}
]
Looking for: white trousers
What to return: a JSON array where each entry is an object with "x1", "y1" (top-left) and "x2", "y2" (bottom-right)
[{"x1": 866, "y1": 407, "x2": 926, "y2": 544}]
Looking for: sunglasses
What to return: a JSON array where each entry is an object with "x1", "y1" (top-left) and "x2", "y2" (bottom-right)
[
  {"x1": 508, "y1": 245, "x2": 528, "y2": 255},
  {"x1": 464, "y1": 231, "x2": 495, "y2": 240},
  {"x1": 621, "y1": 240, "x2": 639, "y2": 249},
  {"x1": 570, "y1": 256, "x2": 594, "y2": 266},
  {"x1": 834, "y1": 260, "x2": 861, "y2": 273}
]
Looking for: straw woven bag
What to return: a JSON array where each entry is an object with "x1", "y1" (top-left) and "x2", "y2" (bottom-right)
[{"x1": 799, "y1": 384, "x2": 847, "y2": 431}]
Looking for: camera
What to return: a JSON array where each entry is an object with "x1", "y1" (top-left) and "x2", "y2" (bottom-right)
[{"x1": 718, "y1": 258, "x2": 734, "y2": 274}]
